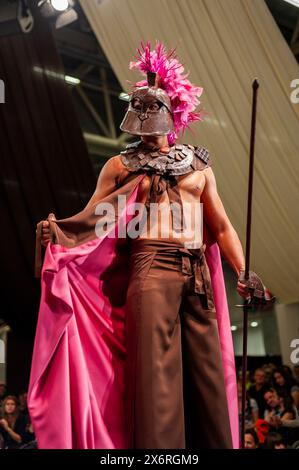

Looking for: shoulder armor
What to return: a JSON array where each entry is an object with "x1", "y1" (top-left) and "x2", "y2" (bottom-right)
[
  {"x1": 191, "y1": 146, "x2": 212, "y2": 171},
  {"x1": 119, "y1": 142, "x2": 211, "y2": 176}
]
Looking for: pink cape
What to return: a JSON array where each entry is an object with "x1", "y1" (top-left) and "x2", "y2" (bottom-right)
[{"x1": 28, "y1": 176, "x2": 239, "y2": 449}]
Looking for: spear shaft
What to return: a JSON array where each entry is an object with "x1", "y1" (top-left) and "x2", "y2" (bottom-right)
[{"x1": 241, "y1": 78, "x2": 259, "y2": 449}]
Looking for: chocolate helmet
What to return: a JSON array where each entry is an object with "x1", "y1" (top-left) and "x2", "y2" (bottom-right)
[{"x1": 120, "y1": 71, "x2": 174, "y2": 136}]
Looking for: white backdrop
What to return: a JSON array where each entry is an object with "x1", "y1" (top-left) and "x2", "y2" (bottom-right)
[{"x1": 80, "y1": 0, "x2": 299, "y2": 304}]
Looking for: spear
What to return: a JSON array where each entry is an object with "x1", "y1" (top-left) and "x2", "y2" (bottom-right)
[{"x1": 240, "y1": 78, "x2": 259, "y2": 449}]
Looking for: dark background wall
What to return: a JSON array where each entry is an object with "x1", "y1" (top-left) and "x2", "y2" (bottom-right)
[{"x1": 0, "y1": 3, "x2": 96, "y2": 393}]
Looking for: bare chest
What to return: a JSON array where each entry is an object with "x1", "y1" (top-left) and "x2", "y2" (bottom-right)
[{"x1": 136, "y1": 170, "x2": 206, "y2": 204}]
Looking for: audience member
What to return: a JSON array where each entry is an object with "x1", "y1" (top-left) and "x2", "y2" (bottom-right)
[
  {"x1": 248, "y1": 368, "x2": 268, "y2": 418},
  {"x1": 244, "y1": 429, "x2": 259, "y2": 449},
  {"x1": 272, "y1": 367, "x2": 299, "y2": 408},
  {"x1": 237, "y1": 379, "x2": 259, "y2": 430},
  {"x1": 263, "y1": 432, "x2": 286, "y2": 449},
  {"x1": 0, "y1": 395, "x2": 27, "y2": 449}
]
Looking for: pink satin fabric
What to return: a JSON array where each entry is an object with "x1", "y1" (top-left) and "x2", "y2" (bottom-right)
[
  {"x1": 28, "y1": 178, "x2": 239, "y2": 449},
  {"x1": 204, "y1": 230, "x2": 239, "y2": 449}
]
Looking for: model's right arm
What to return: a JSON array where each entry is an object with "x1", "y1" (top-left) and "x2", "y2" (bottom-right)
[{"x1": 41, "y1": 155, "x2": 123, "y2": 246}]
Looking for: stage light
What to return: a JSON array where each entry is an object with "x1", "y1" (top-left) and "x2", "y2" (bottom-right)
[
  {"x1": 250, "y1": 321, "x2": 259, "y2": 328},
  {"x1": 65, "y1": 75, "x2": 80, "y2": 85},
  {"x1": 231, "y1": 325, "x2": 238, "y2": 331},
  {"x1": 33, "y1": 66, "x2": 80, "y2": 86},
  {"x1": 51, "y1": 0, "x2": 69, "y2": 11},
  {"x1": 283, "y1": 0, "x2": 299, "y2": 7},
  {"x1": 38, "y1": 0, "x2": 77, "y2": 29}
]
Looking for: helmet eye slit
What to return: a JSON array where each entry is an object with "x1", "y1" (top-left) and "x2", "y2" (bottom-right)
[
  {"x1": 131, "y1": 98, "x2": 142, "y2": 110},
  {"x1": 147, "y1": 101, "x2": 162, "y2": 113}
]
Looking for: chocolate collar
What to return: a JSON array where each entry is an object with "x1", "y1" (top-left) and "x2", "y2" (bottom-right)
[{"x1": 120, "y1": 141, "x2": 209, "y2": 176}]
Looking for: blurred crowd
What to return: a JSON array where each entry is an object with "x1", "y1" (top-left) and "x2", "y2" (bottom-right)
[
  {"x1": 238, "y1": 363, "x2": 299, "y2": 449},
  {"x1": 1, "y1": 362, "x2": 299, "y2": 449}
]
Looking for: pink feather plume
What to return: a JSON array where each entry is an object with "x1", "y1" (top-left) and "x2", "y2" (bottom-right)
[{"x1": 129, "y1": 41, "x2": 204, "y2": 144}]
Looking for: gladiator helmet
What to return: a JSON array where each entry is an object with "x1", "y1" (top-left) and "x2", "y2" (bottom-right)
[
  {"x1": 120, "y1": 41, "x2": 204, "y2": 144},
  {"x1": 120, "y1": 72, "x2": 174, "y2": 136}
]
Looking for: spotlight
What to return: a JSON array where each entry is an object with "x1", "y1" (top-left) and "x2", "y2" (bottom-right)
[
  {"x1": 250, "y1": 321, "x2": 259, "y2": 328},
  {"x1": 38, "y1": 0, "x2": 78, "y2": 29},
  {"x1": 231, "y1": 325, "x2": 238, "y2": 332},
  {"x1": 51, "y1": 0, "x2": 69, "y2": 11}
]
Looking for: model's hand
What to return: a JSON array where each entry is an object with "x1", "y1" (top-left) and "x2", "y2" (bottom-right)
[
  {"x1": 237, "y1": 270, "x2": 275, "y2": 307},
  {"x1": 237, "y1": 280, "x2": 251, "y2": 300},
  {"x1": 40, "y1": 213, "x2": 56, "y2": 247}
]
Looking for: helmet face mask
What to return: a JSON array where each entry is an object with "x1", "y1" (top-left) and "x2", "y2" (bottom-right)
[{"x1": 120, "y1": 82, "x2": 174, "y2": 137}]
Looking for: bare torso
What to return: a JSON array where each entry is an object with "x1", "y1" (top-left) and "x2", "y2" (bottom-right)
[{"x1": 117, "y1": 156, "x2": 207, "y2": 246}]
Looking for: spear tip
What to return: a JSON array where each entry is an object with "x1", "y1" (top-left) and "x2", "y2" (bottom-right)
[{"x1": 252, "y1": 78, "x2": 260, "y2": 89}]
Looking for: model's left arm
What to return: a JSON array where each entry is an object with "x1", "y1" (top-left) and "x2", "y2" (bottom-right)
[{"x1": 201, "y1": 166, "x2": 249, "y2": 299}]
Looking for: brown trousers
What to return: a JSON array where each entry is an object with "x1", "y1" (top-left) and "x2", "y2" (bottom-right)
[{"x1": 124, "y1": 238, "x2": 233, "y2": 449}]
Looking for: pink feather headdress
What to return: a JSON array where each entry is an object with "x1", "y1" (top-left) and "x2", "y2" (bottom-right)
[{"x1": 129, "y1": 41, "x2": 204, "y2": 144}]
